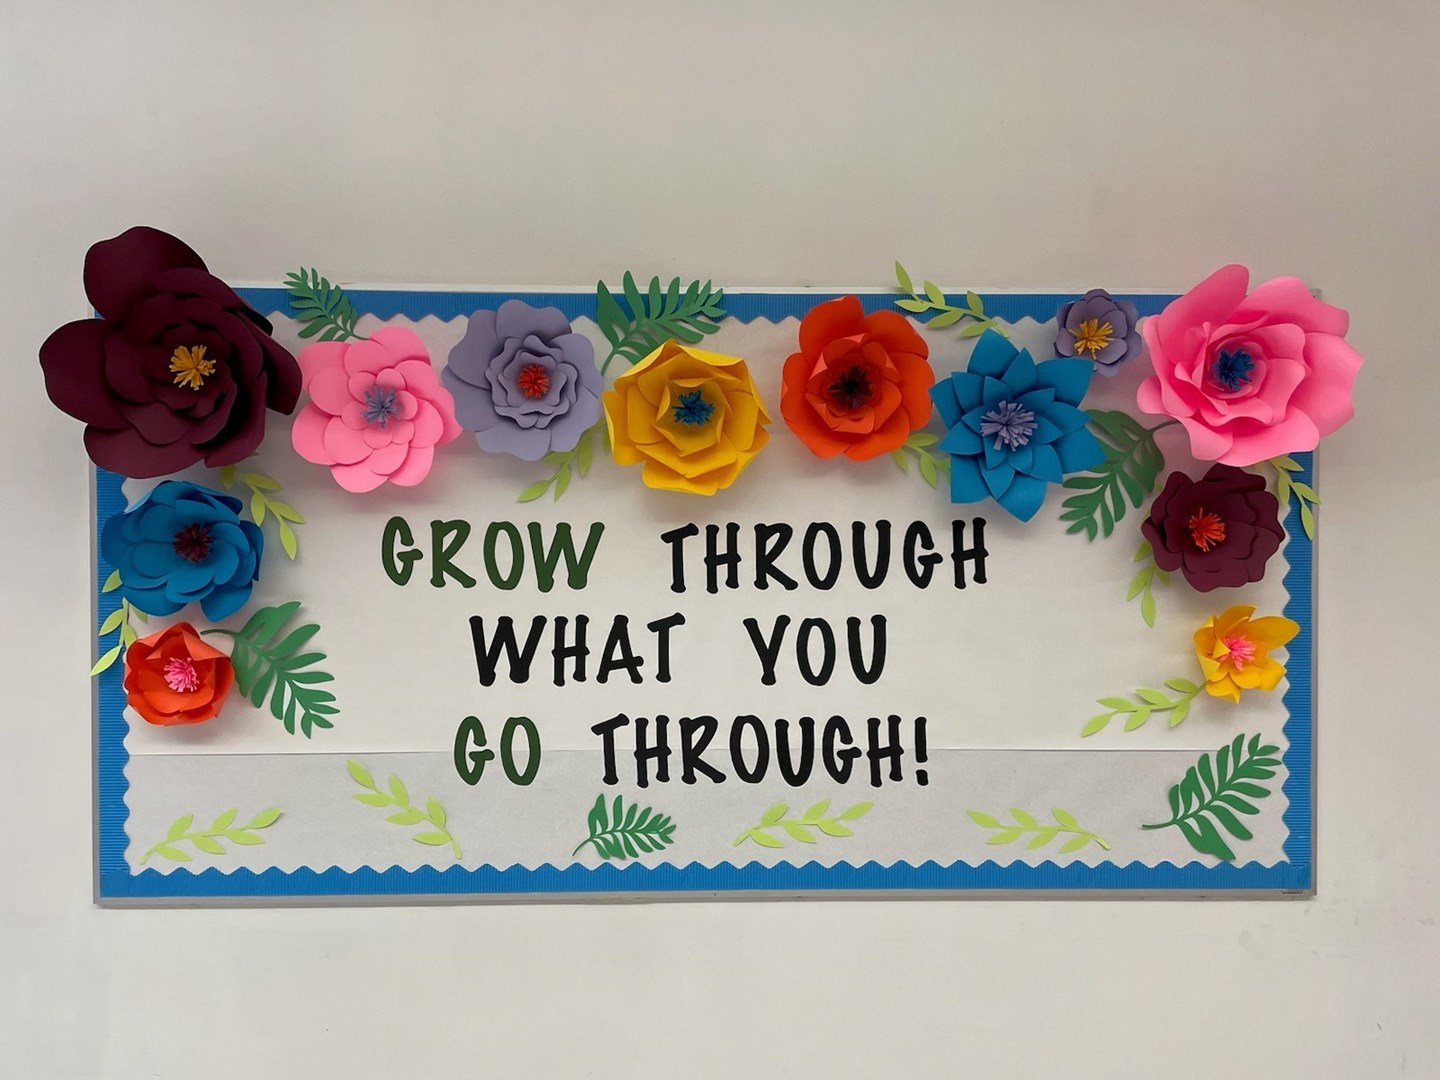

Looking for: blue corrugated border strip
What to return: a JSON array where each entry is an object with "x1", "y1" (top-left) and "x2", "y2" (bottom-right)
[{"x1": 95, "y1": 288, "x2": 1313, "y2": 900}]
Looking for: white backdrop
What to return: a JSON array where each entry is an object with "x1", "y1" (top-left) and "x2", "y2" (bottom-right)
[{"x1": 2, "y1": 2, "x2": 1436, "y2": 1077}]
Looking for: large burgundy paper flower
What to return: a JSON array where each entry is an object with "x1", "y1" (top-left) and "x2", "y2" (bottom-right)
[
  {"x1": 39, "y1": 227, "x2": 301, "y2": 478},
  {"x1": 1141, "y1": 464, "x2": 1284, "y2": 592}
]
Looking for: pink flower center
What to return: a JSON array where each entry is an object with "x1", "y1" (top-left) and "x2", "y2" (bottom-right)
[
  {"x1": 172, "y1": 523, "x2": 212, "y2": 562},
  {"x1": 517, "y1": 364, "x2": 550, "y2": 399},
  {"x1": 163, "y1": 656, "x2": 200, "y2": 692},
  {"x1": 1221, "y1": 634, "x2": 1256, "y2": 670},
  {"x1": 1187, "y1": 509, "x2": 1227, "y2": 551}
]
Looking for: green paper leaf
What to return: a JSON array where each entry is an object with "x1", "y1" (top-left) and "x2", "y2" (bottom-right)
[
  {"x1": 1059, "y1": 411, "x2": 1168, "y2": 540},
  {"x1": 1083, "y1": 679, "x2": 1200, "y2": 736},
  {"x1": 213, "y1": 602, "x2": 337, "y2": 736},
  {"x1": 1143, "y1": 734, "x2": 1278, "y2": 861},
  {"x1": 573, "y1": 793, "x2": 677, "y2": 862},
  {"x1": 90, "y1": 643, "x2": 122, "y2": 676},
  {"x1": 286, "y1": 267, "x2": 360, "y2": 343},
  {"x1": 733, "y1": 800, "x2": 872, "y2": 848},
  {"x1": 102, "y1": 569, "x2": 122, "y2": 592},
  {"x1": 347, "y1": 759, "x2": 460, "y2": 860},
  {"x1": 967, "y1": 807, "x2": 1109, "y2": 852},
  {"x1": 412, "y1": 832, "x2": 452, "y2": 847},
  {"x1": 139, "y1": 804, "x2": 281, "y2": 864},
  {"x1": 894, "y1": 261, "x2": 914, "y2": 295},
  {"x1": 597, "y1": 272, "x2": 727, "y2": 373}
]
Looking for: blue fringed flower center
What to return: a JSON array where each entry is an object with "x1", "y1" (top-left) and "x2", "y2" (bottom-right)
[
  {"x1": 980, "y1": 400, "x2": 1038, "y2": 451},
  {"x1": 363, "y1": 385, "x2": 400, "y2": 428},
  {"x1": 1211, "y1": 348, "x2": 1255, "y2": 392},
  {"x1": 672, "y1": 390, "x2": 715, "y2": 426}
]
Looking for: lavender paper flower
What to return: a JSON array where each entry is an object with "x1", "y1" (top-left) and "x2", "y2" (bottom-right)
[
  {"x1": 441, "y1": 300, "x2": 601, "y2": 461},
  {"x1": 1054, "y1": 289, "x2": 1143, "y2": 377}
]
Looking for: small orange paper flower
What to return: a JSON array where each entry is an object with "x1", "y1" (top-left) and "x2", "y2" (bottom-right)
[
  {"x1": 1193, "y1": 605, "x2": 1299, "y2": 703},
  {"x1": 780, "y1": 296, "x2": 934, "y2": 461},
  {"x1": 123, "y1": 621, "x2": 234, "y2": 726}
]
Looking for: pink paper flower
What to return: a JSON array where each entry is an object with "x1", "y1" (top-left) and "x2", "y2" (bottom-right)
[
  {"x1": 291, "y1": 327, "x2": 462, "y2": 492},
  {"x1": 1136, "y1": 265, "x2": 1362, "y2": 466}
]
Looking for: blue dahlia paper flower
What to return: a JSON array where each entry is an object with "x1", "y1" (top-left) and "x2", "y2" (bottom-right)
[
  {"x1": 930, "y1": 330, "x2": 1105, "y2": 521},
  {"x1": 101, "y1": 480, "x2": 264, "y2": 620}
]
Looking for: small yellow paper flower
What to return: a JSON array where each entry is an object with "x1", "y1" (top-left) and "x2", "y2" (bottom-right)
[
  {"x1": 603, "y1": 340, "x2": 771, "y2": 495},
  {"x1": 1193, "y1": 604, "x2": 1299, "y2": 703}
]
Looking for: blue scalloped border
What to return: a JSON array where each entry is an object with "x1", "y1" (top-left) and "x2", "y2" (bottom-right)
[{"x1": 94, "y1": 288, "x2": 1314, "y2": 900}]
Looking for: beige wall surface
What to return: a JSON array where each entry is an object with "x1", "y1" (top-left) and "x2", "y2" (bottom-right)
[{"x1": 1, "y1": 1, "x2": 1436, "y2": 1077}]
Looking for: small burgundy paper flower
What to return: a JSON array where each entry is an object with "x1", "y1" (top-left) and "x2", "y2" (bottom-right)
[
  {"x1": 38, "y1": 226, "x2": 301, "y2": 478},
  {"x1": 1141, "y1": 464, "x2": 1284, "y2": 592}
]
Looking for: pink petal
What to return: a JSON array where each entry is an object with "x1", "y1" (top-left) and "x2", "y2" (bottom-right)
[
  {"x1": 323, "y1": 416, "x2": 372, "y2": 464},
  {"x1": 396, "y1": 359, "x2": 441, "y2": 396},
  {"x1": 389, "y1": 445, "x2": 436, "y2": 487},
  {"x1": 1289, "y1": 333, "x2": 1363, "y2": 438},
  {"x1": 307, "y1": 365, "x2": 353, "y2": 414},
  {"x1": 410, "y1": 401, "x2": 443, "y2": 448},
  {"x1": 1235, "y1": 276, "x2": 1349, "y2": 337},
  {"x1": 341, "y1": 401, "x2": 369, "y2": 429},
  {"x1": 1136, "y1": 372, "x2": 1166, "y2": 417},
  {"x1": 435, "y1": 386, "x2": 462, "y2": 443},
  {"x1": 1155, "y1": 264, "x2": 1250, "y2": 361},
  {"x1": 297, "y1": 342, "x2": 348, "y2": 389},
  {"x1": 394, "y1": 390, "x2": 419, "y2": 419},
  {"x1": 366, "y1": 440, "x2": 410, "y2": 475},
  {"x1": 331, "y1": 462, "x2": 389, "y2": 493},
  {"x1": 1220, "y1": 410, "x2": 1321, "y2": 466},
  {"x1": 376, "y1": 368, "x2": 405, "y2": 391},
  {"x1": 348, "y1": 373, "x2": 377, "y2": 400},
  {"x1": 363, "y1": 424, "x2": 394, "y2": 449},
  {"x1": 342, "y1": 339, "x2": 399, "y2": 376},
  {"x1": 291, "y1": 405, "x2": 335, "y2": 465},
  {"x1": 367, "y1": 326, "x2": 430, "y2": 364},
  {"x1": 1179, "y1": 416, "x2": 1234, "y2": 462}
]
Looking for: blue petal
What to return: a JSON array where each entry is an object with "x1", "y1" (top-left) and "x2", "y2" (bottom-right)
[
  {"x1": 1016, "y1": 387, "x2": 1056, "y2": 413},
  {"x1": 1047, "y1": 403, "x2": 1090, "y2": 435},
  {"x1": 961, "y1": 405, "x2": 990, "y2": 434},
  {"x1": 165, "y1": 563, "x2": 215, "y2": 595},
  {"x1": 997, "y1": 474, "x2": 1050, "y2": 522},
  {"x1": 209, "y1": 543, "x2": 240, "y2": 585},
  {"x1": 99, "y1": 517, "x2": 126, "y2": 567},
  {"x1": 982, "y1": 438, "x2": 1010, "y2": 470},
  {"x1": 948, "y1": 454, "x2": 989, "y2": 504},
  {"x1": 1002, "y1": 349, "x2": 1038, "y2": 394},
  {"x1": 950, "y1": 371, "x2": 986, "y2": 412},
  {"x1": 201, "y1": 583, "x2": 251, "y2": 622},
  {"x1": 1036, "y1": 357, "x2": 1094, "y2": 406},
  {"x1": 1030, "y1": 415, "x2": 1063, "y2": 445},
  {"x1": 1055, "y1": 427, "x2": 1107, "y2": 474},
  {"x1": 131, "y1": 541, "x2": 177, "y2": 578},
  {"x1": 981, "y1": 376, "x2": 1010, "y2": 407},
  {"x1": 939, "y1": 424, "x2": 982, "y2": 455},
  {"x1": 1009, "y1": 445, "x2": 1034, "y2": 473},
  {"x1": 967, "y1": 330, "x2": 1016, "y2": 378},
  {"x1": 930, "y1": 378, "x2": 963, "y2": 427},
  {"x1": 123, "y1": 584, "x2": 183, "y2": 617},
  {"x1": 1028, "y1": 442, "x2": 1064, "y2": 483},
  {"x1": 982, "y1": 461, "x2": 1015, "y2": 498}
]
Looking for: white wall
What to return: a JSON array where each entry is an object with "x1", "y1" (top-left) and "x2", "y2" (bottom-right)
[{"x1": 1, "y1": 1, "x2": 1436, "y2": 1076}]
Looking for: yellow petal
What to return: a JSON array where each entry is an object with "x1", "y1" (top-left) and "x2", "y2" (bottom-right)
[{"x1": 1246, "y1": 616, "x2": 1300, "y2": 649}]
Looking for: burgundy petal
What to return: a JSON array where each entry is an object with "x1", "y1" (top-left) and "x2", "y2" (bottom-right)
[
  {"x1": 256, "y1": 333, "x2": 302, "y2": 413},
  {"x1": 39, "y1": 319, "x2": 125, "y2": 427},
  {"x1": 104, "y1": 332, "x2": 158, "y2": 404},
  {"x1": 199, "y1": 379, "x2": 268, "y2": 467},
  {"x1": 83, "y1": 227, "x2": 205, "y2": 320},
  {"x1": 84, "y1": 423, "x2": 203, "y2": 478},
  {"x1": 120, "y1": 400, "x2": 196, "y2": 445}
]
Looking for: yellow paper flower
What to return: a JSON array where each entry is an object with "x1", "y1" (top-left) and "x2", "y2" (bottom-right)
[
  {"x1": 603, "y1": 340, "x2": 771, "y2": 495},
  {"x1": 1193, "y1": 605, "x2": 1299, "y2": 703}
]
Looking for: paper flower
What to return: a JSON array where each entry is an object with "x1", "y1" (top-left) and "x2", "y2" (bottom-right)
[
  {"x1": 1136, "y1": 264, "x2": 1362, "y2": 466},
  {"x1": 38, "y1": 226, "x2": 301, "y2": 478},
  {"x1": 1054, "y1": 289, "x2": 1143, "y2": 376},
  {"x1": 1193, "y1": 605, "x2": 1299, "y2": 702},
  {"x1": 603, "y1": 341, "x2": 770, "y2": 494},
  {"x1": 1142, "y1": 465, "x2": 1284, "y2": 592},
  {"x1": 779, "y1": 296, "x2": 933, "y2": 460},
  {"x1": 441, "y1": 300, "x2": 602, "y2": 461},
  {"x1": 930, "y1": 330, "x2": 1105, "y2": 521},
  {"x1": 101, "y1": 481, "x2": 264, "y2": 621},
  {"x1": 124, "y1": 622, "x2": 235, "y2": 726},
  {"x1": 291, "y1": 327, "x2": 462, "y2": 493}
]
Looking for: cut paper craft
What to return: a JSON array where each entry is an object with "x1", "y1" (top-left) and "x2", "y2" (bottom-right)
[
  {"x1": 572, "y1": 794, "x2": 677, "y2": 862},
  {"x1": 1143, "y1": 734, "x2": 1280, "y2": 861},
  {"x1": 140, "y1": 807, "x2": 281, "y2": 864},
  {"x1": 100, "y1": 480, "x2": 264, "y2": 621},
  {"x1": 1268, "y1": 455, "x2": 1319, "y2": 540},
  {"x1": 516, "y1": 421, "x2": 604, "y2": 503},
  {"x1": 892, "y1": 262, "x2": 1007, "y2": 337},
  {"x1": 39, "y1": 226, "x2": 301, "y2": 478},
  {"x1": 291, "y1": 327, "x2": 463, "y2": 493},
  {"x1": 285, "y1": 268, "x2": 361, "y2": 342},
  {"x1": 1136, "y1": 264, "x2": 1362, "y2": 466},
  {"x1": 890, "y1": 431, "x2": 951, "y2": 489},
  {"x1": 1053, "y1": 289, "x2": 1143, "y2": 376},
  {"x1": 931, "y1": 330, "x2": 1104, "y2": 521},
  {"x1": 91, "y1": 572, "x2": 146, "y2": 676},
  {"x1": 1141, "y1": 464, "x2": 1283, "y2": 592},
  {"x1": 347, "y1": 760, "x2": 460, "y2": 860},
  {"x1": 443, "y1": 300, "x2": 602, "y2": 464},
  {"x1": 202, "y1": 602, "x2": 336, "y2": 737},
  {"x1": 217, "y1": 465, "x2": 304, "y2": 559},
  {"x1": 594, "y1": 271, "x2": 727, "y2": 373},
  {"x1": 732, "y1": 800, "x2": 873, "y2": 848},
  {"x1": 603, "y1": 341, "x2": 770, "y2": 495},
  {"x1": 779, "y1": 295, "x2": 934, "y2": 461},
  {"x1": 1082, "y1": 678, "x2": 1202, "y2": 737},
  {"x1": 966, "y1": 808, "x2": 1110, "y2": 853},
  {"x1": 1125, "y1": 540, "x2": 1169, "y2": 628},
  {"x1": 124, "y1": 622, "x2": 234, "y2": 727},
  {"x1": 1058, "y1": 410, "x2": 1169, "y2": 540},
  {"x1": 1194, "y1": 606, "x2": 1300, "y2": 703}
]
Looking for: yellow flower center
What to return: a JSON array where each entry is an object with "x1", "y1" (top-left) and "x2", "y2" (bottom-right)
[
  {"x1": 169, "y1": 345, "x2": 216, "y2": 391},
  {"x1": 1069, "y1": 318, "x2": 1113, "y2": 360}
]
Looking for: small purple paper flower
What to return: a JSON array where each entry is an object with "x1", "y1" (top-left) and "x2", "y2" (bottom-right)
[
  {"x1": 441, "y1": 300, "x2": 601, "y2": 461},
  {"x1": 1054, "y1": 289, "x2": 1143, "y2": 377}
]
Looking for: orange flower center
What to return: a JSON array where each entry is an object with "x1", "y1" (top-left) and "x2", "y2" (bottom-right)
[
  {"x1": 517, "y1": 363, "x2": 550, "y2": 399},
  {"x1": 1187, "y1": 509, "x2": 1226, "y2": 551},
  {"x1": 825, "y1": 364, "x2": 874, "y2": 410},
  {"x1": 169, "y1": 345, "x2": 216, "y2": 390}
]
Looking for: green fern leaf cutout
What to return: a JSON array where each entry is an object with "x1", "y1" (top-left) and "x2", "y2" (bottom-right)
[
  {"x1": 285, "y1": 267, "x2": 361, "y2": 342},
  {"x1": 1143, "y1": 733, "x2": 1281, "y2": 861},
  {"x1": 571, "y1": 793, "x2": 677, "y2": 862},
  {"x1": 139, "y1": 806, "x2": 282, "y2": 864},
  {"x1": 966, "y1": 807, "x2": 1110, "y2": 852},
  {"x1": 346, "y1": 759, "x2": 461, "y2": 860},
  {"x1": 595, "y1": 272, "x2": 727, "y2": 373},
  {"x1": 203, "y1": 602, "x2": 337, "y2": 737},
  {"x1": 1058, "y1": 411, "x2": 1173, "y2": 540},
  {"x1": 733, "y1": 800, "x2": 873, "y2": 848}
]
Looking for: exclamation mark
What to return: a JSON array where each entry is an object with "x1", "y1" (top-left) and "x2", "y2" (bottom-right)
[{"x1": 914, "y1": 715, "x2": 928, "y2": 785}]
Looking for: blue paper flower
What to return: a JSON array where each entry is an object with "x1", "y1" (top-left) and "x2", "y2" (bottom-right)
[
  {"x1": 101, "y1": 480, "x2": 264, "y2": 620},
  {"x1": 930, "y1": 331, "x2": 1105, "y2": 521}
]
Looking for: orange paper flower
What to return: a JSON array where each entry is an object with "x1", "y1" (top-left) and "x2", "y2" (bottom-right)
[
  {"x1": 123, "y1": 621, "x2": 234, "y2": 726},
  {"x1": 780, "y1": 296, "x2": 934, "y2": 460},
  {"x1": 1193, "y1": 605, "x2": 1299, "y2": 703}
]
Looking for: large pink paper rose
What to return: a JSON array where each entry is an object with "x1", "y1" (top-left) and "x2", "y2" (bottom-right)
[
  {"x1": 291, "y1": 327, "x2": 462, "y2": 492},
  {"x1": 1136, "y1": 264, "x2": 1362, "y2": 466}
]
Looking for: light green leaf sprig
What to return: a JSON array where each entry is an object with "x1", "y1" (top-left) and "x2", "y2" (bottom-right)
[
  {"x1": 92, "y1": 570, "x2": 148, "y2": 676},
  {"x1": 967, "y1": 808, "x2": 1110, "y2": 853},
  {"x1": 1144, "y1": 733, "x2": 1280, "y2": 861},
  {"x1": 572, "y1": 793, "x2": 676, "y2": 862},
  {"x1": 732, "y1": 799, "x2": 872, "y2": 849},
  {"x1": 1059, "y1": 410, "x2": 1172, "y2": 540},
  {"x1": 1082, "y1": 678, "x2": 1203, "y2": 737},
  {"x1": 217, "y1": 465, "x2": 304, "y2": 559},
  {"x1": 140, "y1": 807, "x2": 281, "y2": 864},
  {"x1": 1267, "y1": 454, "x2": 1318, "y2": 540},
  {"x1": 517, "y1": 421, "x2": 604, "y2": 503},
  {"x1": 890, "y1": 431, "x2": 951, "y2": 489},
  {"x1": 892, "y1": 262, "x2": 1006, "y2": 338},
  {"x1": 203, "y1": 601, "x2": 336, "y2": 737},
  {"x1": 347, "y1": 760, "x2": 460, "y2": 860},
  {"x1": 1127, "y1": 539, "x2": 1170, "y2": 628},
  {"x1": 285, "y1": 268, "x2": 360, "y2": 342},
  {"x1": 595, "y1": 272, "x2": 726, "y2": 373}
]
